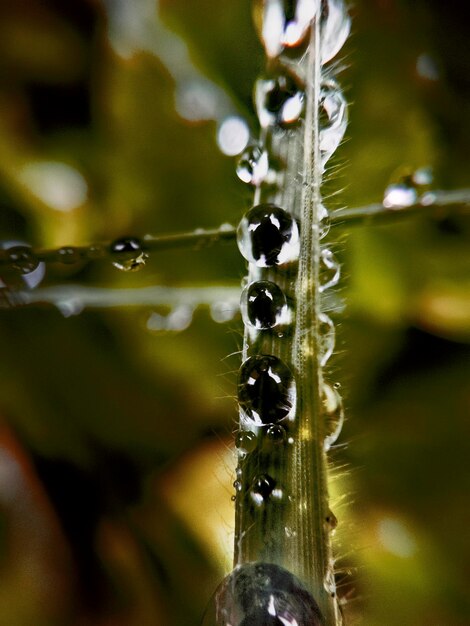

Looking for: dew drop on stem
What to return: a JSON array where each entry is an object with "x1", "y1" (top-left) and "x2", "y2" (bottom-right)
[
  {"x1": 56, "y1": 246, "x2": 82, "y2": 265},
  {"x1": 318, "y1": 312, "x2": 335, "y2": 367},
  {"x1": 5, "y1": 246, "x2": 39, "y2": 275},
  {"x1": 319, "y1": 248, "x2": 340, "y2": 292},
  {"x1": 110, "y1": 237, "x2": 148, "y2": 272},
  {"x1": 319, "y1": 79, "x2": 348, "y2": 169},
  {"x1": 238, "y1": 355, "x2": 296, "y2": 426},
  {"x1": 250, "y1": 474, "x2": 277, "y2": 506},
  {"x1": 202, "y1": 562, "x2": 324, "y2": 626},
  {"x1": 236, "y1": 145, "x2": 269, "y2": 185},
  {"x1": 241, "y1": 280, "x2": 289, "y2": 330},
  {"x1": 260, "y1": 0, "x2": 320, "y2": 57},
  {"x1": 265, "y1": 423, "x2": 287, "y2": 444},
  {"x1": 236, "y1": 430, "x2": 258, "y2": 455},
  {"x1": 322, "y1": 382, "x2": 345, "y2": 451},
  {"x1": 320, "y1": 0, "x2": 351, "y2": 64},
  {"x1": 255, "y1": 75, "x2": 304, "y2": 128},
  {"x1": 237, "y1": 204, "x2": 300, "y2": 267}
]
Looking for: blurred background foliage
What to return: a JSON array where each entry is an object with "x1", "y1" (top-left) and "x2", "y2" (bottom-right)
[{"x1": 0, "y1": 0, "x2": 468, "y2": 624}]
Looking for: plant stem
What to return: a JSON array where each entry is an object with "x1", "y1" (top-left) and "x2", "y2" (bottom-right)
[{"x1": 2, "y1": 189, "x2": 467, "y2": 269}]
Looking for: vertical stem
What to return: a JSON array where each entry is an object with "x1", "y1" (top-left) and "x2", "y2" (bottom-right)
[
  {"x1": 234, "y1": 14, "x2": 339, "y2": 625},
  {"x1": 289, "y1": 17, "x2": 337, "y2": 623}
]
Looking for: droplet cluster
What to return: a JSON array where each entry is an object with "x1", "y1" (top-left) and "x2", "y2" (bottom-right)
[{"x1": 230, "y1": 0, "x2": 351, "y2": 620}]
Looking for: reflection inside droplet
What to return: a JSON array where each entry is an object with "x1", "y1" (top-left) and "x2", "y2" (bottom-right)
[
  {"x1": 241, "y1": 280, "x2": 289, "y2": 329},
  {"x1": 237, "y1": 145, "x2": 270, "y2": 185},
  {"x1": 0, "y1": 241, "x2": 45, "y2": 290},
  {"x1": 255, "y1": 75, "x2": 304, "y2": 128},
  {"x1": 202, "y1": 562, "x2": 324, "y2": 625},
  {"x1": 110, "y1": 237, "x2": 148, "y2": 272},
  {"x1": 237, "y1": 204, "x2": 300, "y2": 267},
  {"x1": 238, "y1": 355, "x2": 296, "y2": 425}
]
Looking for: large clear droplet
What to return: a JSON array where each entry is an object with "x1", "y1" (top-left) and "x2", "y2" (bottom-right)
[
  {"x1": 110, "y1": 237, "x2": 148, "y2": 272},
  {"x1": 319, "y1": 79, "x2": 348, "y2": 169},
  {"x1": 319, "y1": 248, "x2": 340, "y2": 292},
  {"x1": 241, "y1": 280, "x2": 289, "y2": 330},
  {"x1": 260, "y1": 0, "x2": 320, "y2": 57},
  {"x1": 321, "y1": 0, "x2": 351, "y2": 65},
  {"x1": 255, "y1": 75, "x2": 304, "y2": 128},
  {"x1": 202, "y1": 562, "x2": 324, "y2": 625},
  {"x1": 322, "y1": 382, "x2": 344, "y2": 451},
  {"x1": 237, "y1": 145, "x2": 269, "y2": 185},
  {"x1": 238, "y1": 355, "x2": 296, "y2": 425},
  {"x1": 237, "y1": 204, "x2": 300, "y2": 267},
  {"x1": 318, "y1": 313, "x2": 335, "y2": 367}
]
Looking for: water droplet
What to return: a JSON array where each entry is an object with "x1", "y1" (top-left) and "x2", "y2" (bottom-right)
[
  {"x1": 260, "y1": 0, "x2": 320, "y2": 57},
  {"x1": 238, "y1": 355, "x2": 296, "y2": 425},
  {"x1": 255, "y1": 75, "x2": 304, "y2": 128},
  {"x1": 250, "y1": 474, "x2": 276, "y2": 506},
  {"x1": 56, "y1": 246, "x2": 82, "y2": 265},
  {"x1": 319, "y1": 248, "x2": 340, "y2": 292},
  {"x1": 321, "y1": 0, "x2": 351, "y2": 65},
  {"x1": 333, "y1": 381, "x2": 341, "y2": 390},
  {"x1": 236, "y1": 145, "x2": 269, "y2": 185},
  {"x1": 87, "y1": 244, "x2": 106, "y2": 259},
  {"x1": 237, "y1": 204, "x2": 300, "y2": 267},
  {"x1": 233, "y1": 480, "x2": 243, "y2": 493},
  {"x1": 235, "y1": 431, "x2": 258, "y2": 455},
  {"x1": 5, "y1": 246, "x2": 39, "y2": 275},
  {"x1": 319, "y1": 79, "x2": 348, "y2": 169},
  {"x1": 241, "y1": 280, "x2": 289, "y2": 330},
  {"x1": 202, "y1": 562, "x2": 323, "y2": 625},
  {"x1": 0, "y1": 241, "x2": 45, "y2": 290},
  {"x1": 110, "y1": 237, "x2": 148, "y2": 272},
  {"x1": 318, "y1": 312, "x2": 335, "y2": 367},
  {"x1": 318, "y1": 203, "x2": 331, "y2": 239},
  {"x1": 284, "y1": 525, "x2": 297, "y2": 538},
  {"x1": 322, "y1": 382, "x2": 344, "y2": 450},
  {"x1": 325, "y1": 510, "x2": 338, "y2": 532},
  {"x1": 266, "y1": 424, "x2": 287, "y2": 444},
  {"x1": 383, "y1": 183, "x2": 418, "y2": 209}
]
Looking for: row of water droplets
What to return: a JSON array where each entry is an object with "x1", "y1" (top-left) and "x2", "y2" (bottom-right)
[{"x1": 204, "y1": 1, "x2": 351, "y2": 625}]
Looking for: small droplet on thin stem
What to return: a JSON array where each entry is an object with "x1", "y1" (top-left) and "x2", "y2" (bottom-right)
[
  {"x1": 5, "y1": 246, "x2": 39, "y2": 275},
  {"x1": 56, "y1": 246, "x2": 82, "y2": 265},
  {"x1": 110, "y1": 237, "x2": 148, "y2": 272}
]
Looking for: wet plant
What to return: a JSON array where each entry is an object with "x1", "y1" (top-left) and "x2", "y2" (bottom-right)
[{"x1": 0, "y1": 2, "x2": 469, "y2": 626}]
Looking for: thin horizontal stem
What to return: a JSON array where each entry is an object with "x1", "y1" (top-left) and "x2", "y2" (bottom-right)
[
  {"x1": 12, "y1": 284, "x2": 240, "y2": 311},
  {"x1": 0, "y1": 189, "x2": 468, "y2": 267}
]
